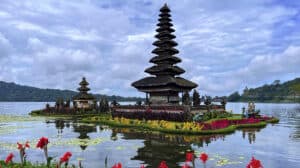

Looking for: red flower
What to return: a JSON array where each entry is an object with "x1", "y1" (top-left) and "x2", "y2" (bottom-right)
[
  {"x1": 17, "y1": 142, "x2": 23, "y2": 149},
  {"x1": 17, "y1": 141, "x2": 30, "y2": 149},
  {"x1": 60, "y1": 152, "x2": 72, "y2": 163},
  {"x1": 36, "y1": 137, "x2": 49, "y2": 149},
  {"x1": 185, "y1": 151, "x2": 194, "y2": 162},
  {"x1": 247, "y1": 157, "x2": 263, "y2": 168},
  {"x1": 158, "y1": 161, "x2": 168, "y2": 168},
  {"x1": 112, "y1": 162, "x2": 122, "y2": 168},
  {"x1": 25, "y1": 141, "x2": 30, "y2": 148},
  {"x1": 199, "y1": 153, "x2": 208, "y2": 163},
  {"x1": 182, "y1": 163, "x2": 191, "y2": 168},
  {"x1": 5, "y1": 153, "x2": 14, "y2": 164},
  {"x1": 140, "y1": 165, "x2": 145, "y2": 168}
]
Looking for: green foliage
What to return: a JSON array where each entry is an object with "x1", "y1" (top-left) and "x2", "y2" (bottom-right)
[
  {"x1": 228, "y1": 78, "x2": 300, "y2": 102},
  {"x1": 65, "y1": 99, "x2": 71, "y2": 107},
  {"x1": 182, "y1": 91, "x2": 191, "y2": 105},
  {"x1": 135, "y1": 100, "x2": 142, "y2": 106},
  {"x1": 192, "y1": 89, "x2": 200, "y2": 106},
  {"x1": 200, "y1": 111, "x2": 233, "y2": 122},
  {"x1": 204, "y1": 96, "x2": 212, "y2": 105},
  {"x1": 99, "y1": 98, "x2": 109, "y2": 113},
  {"x1": 111, "y1": 100, "x2": 119, "y2": 106},
  {"x1": 227, "y1": 91, "x2": 241, "y2": 102}
]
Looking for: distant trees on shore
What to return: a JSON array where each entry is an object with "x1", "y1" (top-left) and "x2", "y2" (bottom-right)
[{"x1": 227, "y1": 78, "x2": 300, "y2": 103}]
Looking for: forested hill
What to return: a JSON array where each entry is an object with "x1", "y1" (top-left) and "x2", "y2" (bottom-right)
[
  {"x1": 0, "y1": 81, "x2": 143, "y2": 102},
  {"x1": 227, "y1": 78, "x2": 300, "y2": 102}
]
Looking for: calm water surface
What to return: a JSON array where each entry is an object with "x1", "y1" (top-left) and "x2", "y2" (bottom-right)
[{"x1": 0, "y1": 102, "x2": 299, "y2": 168}]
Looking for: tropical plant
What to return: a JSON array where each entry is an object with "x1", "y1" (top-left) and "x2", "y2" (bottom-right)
[
  {"x1": 17, "y1": 141, "x2": 30, "y2": 165},
  {"x1": 192, "y1": 89, "x2": 200, "y2": 107},
  {"x1": 182, "y1": 91, "x2": 191, "y2": 105}
]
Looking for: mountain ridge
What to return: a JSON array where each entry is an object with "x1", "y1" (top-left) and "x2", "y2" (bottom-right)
[
  {"x1": 0, "y1": 81, "x2": 143, "y2": 102},
  {"x1": 227, "y1": 78, "x2": 300, "y2": 103}
]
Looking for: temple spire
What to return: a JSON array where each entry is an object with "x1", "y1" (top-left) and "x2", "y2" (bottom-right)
[
  {"x1": 78, "y1": 77, "x2": 90, "y2": 94},
  {"x1": 132, "y1": 4, "x2": 197, "y2": 104},
  {"x1": 145, "y1": 3, "x2": 184, "y2": 76}
]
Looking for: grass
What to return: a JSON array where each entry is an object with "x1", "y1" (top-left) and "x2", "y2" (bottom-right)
[
  {"x1": 265, "y1": 117, "x2": 280, "y2": 123},
  {"x1": 235, "y1": 122, "x2": 267, "y2": 128},
  {"x1": 29, "y1": 110, "x2": 105, "y2": 118}
]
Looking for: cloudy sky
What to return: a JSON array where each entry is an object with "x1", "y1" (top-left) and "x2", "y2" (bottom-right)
[{"x1": 0, "y1": 0, "x2": 299, "y2": 97}]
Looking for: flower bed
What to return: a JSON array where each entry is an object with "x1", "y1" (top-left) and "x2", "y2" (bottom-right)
[
  {"x1": 82, "y1": 114, "x2": 277, "y2": 135},
  {"x1": 112, "y1": 111, "x2": 187, "y2": 122}
]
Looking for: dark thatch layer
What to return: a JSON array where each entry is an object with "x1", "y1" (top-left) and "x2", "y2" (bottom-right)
[
  {"x1": 150, "y1": 56, "x2": 181, "y2": 64},
  {"x1": 73, "y1": 93, "x2": 95, "y2": 100},
  {"x1": 145, "y1": 65, "x2": 185, "y2": 75},
  {"x1": 132, "y1": 76, "x2": 197, "y2": 89}
]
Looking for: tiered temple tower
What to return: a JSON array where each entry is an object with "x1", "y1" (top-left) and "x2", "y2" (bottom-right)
[
  {"x1": 73, "y1": 77, "x2": 95, "y2": 109},
  {"x1": 132, "y1": 4, "x2": 197, "y2": 105}
]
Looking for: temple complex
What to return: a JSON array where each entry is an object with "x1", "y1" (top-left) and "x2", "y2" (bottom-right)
[
  {"x1": 132, "y1": 4, "x2": 197, "y2": 105},
  {"x1": 73, "y1": 77, "x2": 95, "y2": 109},
  {"x1": 112, "y1": 4, "x2": 226, "y2": 122}
]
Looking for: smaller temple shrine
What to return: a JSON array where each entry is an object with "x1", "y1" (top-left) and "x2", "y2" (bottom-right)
[{"x1": 73, "y1": 77, "x2": 95, "y2": 109}]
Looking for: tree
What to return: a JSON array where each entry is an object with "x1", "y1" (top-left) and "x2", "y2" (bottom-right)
[
  {"x1": 204, "y1": 95, "x2": 212, "y2": 105},
  {"x1": 192, "y1": 89, "x2": 200, "y2": 106},
  {"x1": 272, "y1": 80, "x2": 280, "y2": 86},
  {"x1": 145, "y1": 94, "x2": 150, "y2": 105},
  {"x1": 243, "y1": 86, "x2": 249, "y2": 96},
  {"x1": 182, "y1": 91, "x2": 190, "y2": 105},
  {"x1": 111, "y1": 100, "x2": 119, "y2": 106},
  {"x1": 136, "y1": 100, "x2": 142, "y2": 106},
  {"x1": 221, "y1": 97, "x2": 227, "y2": 107},
  {"x1": 99, "y1": 98, "x2": 109, "y2": 112},
  {"x1": 227, "y1": 91, "x2": 241, "y2": 102},
  {"x1": 65, "y1": 99, "x2": 70, "y2": 107}
]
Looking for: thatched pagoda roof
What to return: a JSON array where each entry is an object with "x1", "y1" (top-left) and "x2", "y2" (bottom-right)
[
  {"x1": 145, "y1": 65, "x2": 185, "y2": 76},
  {"x1": 132, "y1": 4, "x2": 197, "y2": 93},
  {"x1": 132, "y1": 76, "x2": 197, "y2": 90},
  {"x1": 73, "y1": 93, "x2": 95, "y2": 100},
  {"x1": 73, "y1": 77, "x2": 95, "y2": 100}
]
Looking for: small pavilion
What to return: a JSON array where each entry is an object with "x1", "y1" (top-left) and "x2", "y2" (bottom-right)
[
  {"x1": 73, "y1": 77, "x2": 95, "y2": 109},
  {"x1": 132, "y1": 4, "x2": 197, "y2": 105}
]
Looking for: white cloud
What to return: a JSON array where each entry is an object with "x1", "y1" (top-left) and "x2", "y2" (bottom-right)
[
  {"x1": 9, "y1": 21, "x2": 57, "y2": 36},
  {"x1": 62, "y1": 28, "x2": 102, "y2": 42},
  {"x1": 0, "y1": 0, "x2": 299, "y2": 97},
  {"x1": 192, "y1": 46, "x2": 300, "y2": 95},
  {"x1": 0, "y1": 33, "x2": 12, "y2": 59}
]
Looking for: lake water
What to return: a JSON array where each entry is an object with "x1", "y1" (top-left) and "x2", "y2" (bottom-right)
[{"x1": 0, "y1": 102, "x2": 299, "y2": 168}]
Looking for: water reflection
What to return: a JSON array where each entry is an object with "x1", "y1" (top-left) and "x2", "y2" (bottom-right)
[
  {"x1": 45, "y1": 119, "x2": 98, "y2": 150},
  {"x1": 112, "y1": 128, "x2": 228, "y2": 167},
  {"x1": 73, "y1": 123, "x2": 97, "y2": 150},
  {"x1": 44, "y1": 118, "x2": 271, "y2": 167},
  {"x1": 36, "y1": 102, "x2": 300, "y2": 167},
  {"x1": 241, "y1": 128, "x2": 263, "y2": 144},
  {"x1": 291, "y1": 107, "x2": 300, "y2": 140}
]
